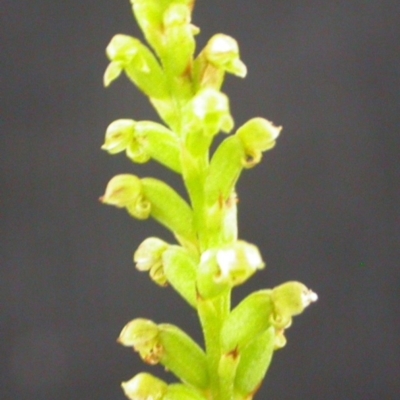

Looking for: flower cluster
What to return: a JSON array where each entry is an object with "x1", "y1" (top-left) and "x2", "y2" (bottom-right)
[{"x1": 101, "y1": 1, "x2": 317, "y2": 399}]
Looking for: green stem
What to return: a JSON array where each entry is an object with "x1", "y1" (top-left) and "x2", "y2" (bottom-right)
[
  {"x1": 169, "y1": 66, "x2": 236, "y2": 399},
  {"x1": 198, "y1": 291, "x2": 231, "y2": 400}
]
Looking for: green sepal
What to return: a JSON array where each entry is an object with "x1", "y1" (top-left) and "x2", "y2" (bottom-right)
[
  {"x1": 164, "y1": 384, "x2": 208, "y2": 400},
  {"x1": 103, "y1": 61, "x2": 123, "y2": 87},
  {"x1": 220, "y1": 290, "x2": 273, "y2": 353},
  {"x1": 105, "y1": 34, "x2": 168, "y2": 99},
  {"x1": 158, "y1": 324, "x2": 209, "y2": 389},
  {"x1": 162, "y1": 246, "x2": 198, "y2": 308},
  {"x1": 121, "y1": 372, "x2": 168, "y2": 400},
  {"x1": 234, "y1": 326, "x2": 275, "y2": 397},
  {"x1": 141, "y1": 178, "x2": 197, "y2": 246},
  {"x1": 205, "y1": 136, "x2": 244, "y2": 205}
]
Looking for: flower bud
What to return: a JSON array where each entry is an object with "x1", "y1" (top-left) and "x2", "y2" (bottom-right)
[
  {"x1": 216, "y1": 240, "x2": 264, "y2": 286},
  {"x1": 102, "y1": 175, "x2": 196, "y2": 245},
  {"x1": 105, "y1": 34, "x2": 168, "y2": 99},
  {"x1": 102, "y1": 119, "x2": 136, "y2": 154},
  {"x1": 134, "y1": 237, "x2": 168, "y2": 271},
  {"x1": 104, "y1": 34, "x2": 139, "y2": 87},
  {"x1": 103, "y1": 120, "x2": 181, "y2": 171},
  {"x1": 236, "y1": 118, "x2": 282, "y2": 167},
  {"x1": 193, "y1": 34, "x2": 246, "y2": 91},
  {"x1": 134, "y1": 237, "x2": 169, "y2": 286},
  {"x1": 197, "y1": 241, "x2": 264, "y2": 298},
  {"x1": 196, "y1": 249, "x2": 231, "y2": 299},
  {"x1": 121, "y1": 372, "x2": 167, "y2": 400},
  {"x1": 106, "y1": 34, "x2": 138, "y2": 61},
  {"x1": 118, "y1": 318, "x2": 163, "y2": 364},
  {"x1": 271, "y1": 281, "x2": 318, "y2": 328},
  {"x1": 184, "y1": 88, "x2": 234, "y2": 137},
  {"x1": 205, "y1": 34, "x2": 247, "y2": 77},
  {"x1": 100, "y1": 174, "x2": 151, "y2": 220},
  {"x1": 127, "y1": 121, "x2": 181, "y2": 173}
]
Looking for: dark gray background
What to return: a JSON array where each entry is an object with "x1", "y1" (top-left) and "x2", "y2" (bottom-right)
[{"x1": 1, "y1": 0, "x2": 399, "y2": 399}]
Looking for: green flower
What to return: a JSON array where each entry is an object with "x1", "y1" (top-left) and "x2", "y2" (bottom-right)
[
  {"x1": 100, "y1": 174, "x2": 151, "y2": 219},
  {"x1": 118, "y1": 318, "x2": 162, "y2": 365},
  {"x1": 204, "y1": 34, "x2": 247, "y2": 77},
  {"x1": 184, "y1": 88, "x2": 234, "y2": 137},
  {"x1": 215, "y1": 240, "x2": 265, "y2": 286},
  {"x1": 134, "y1": 237, "x2": 170, "y2": 286},
  {"x1": 102, "y1": 119, "x2": 136, "y2": 154}
]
